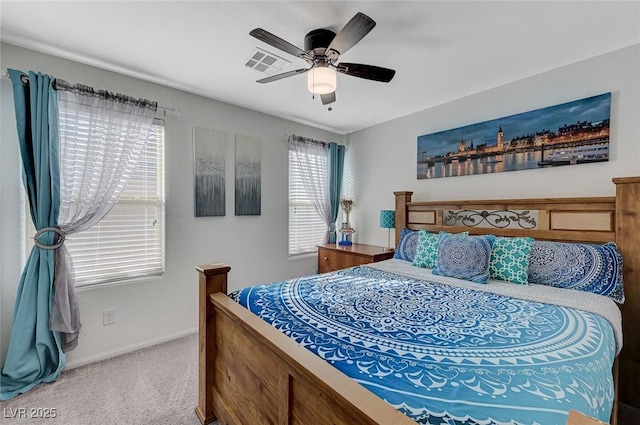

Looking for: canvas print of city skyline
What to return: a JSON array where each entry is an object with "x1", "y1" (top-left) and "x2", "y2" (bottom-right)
[{"x1": 417, "y1": 93, "x2": 611, "y2": 179}]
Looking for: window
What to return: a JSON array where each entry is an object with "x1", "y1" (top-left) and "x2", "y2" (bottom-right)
[
  {"x1": 64, "y1": 122, "x2": 165, "y2": 287},
  {"x1": 288, "y1": 145, "x2": 327, "y2": 256}
]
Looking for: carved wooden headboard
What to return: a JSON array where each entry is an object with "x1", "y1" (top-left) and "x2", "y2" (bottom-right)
[{"x1": 394, "y1": 176, "x2": 640, "y2": 410}]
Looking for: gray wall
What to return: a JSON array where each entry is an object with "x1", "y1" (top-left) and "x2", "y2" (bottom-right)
[
  {"x1": 0, "y1": 43, "x2": 342, "y2": 367},
  {"x1": 345, "y1": 44, "x2": 640, "y2": 247}
]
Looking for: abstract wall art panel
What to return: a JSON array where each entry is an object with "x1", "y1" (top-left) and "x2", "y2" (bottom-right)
[
  {"x1": 194, "y1": 126, "x2": 226, "y2": 217},
  {"x1": 417, "y1": 93, "x2": 611, "y2": 179},
  {"x1": 235, "y1": 134, "x2": 261, "y2": 216}
]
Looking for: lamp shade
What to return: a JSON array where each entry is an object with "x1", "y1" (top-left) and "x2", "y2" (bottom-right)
[
  {"x1": 379, "y1": 210, "x2": 395, "y2": 229},
  {"x1": 307, "y1": 67, "x2": 336, "y2": 94}
]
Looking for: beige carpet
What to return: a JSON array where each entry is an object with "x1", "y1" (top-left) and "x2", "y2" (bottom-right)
[
  {"x1": 0, "y1": 333, "x2": 204, "y2": 425},
  {"x1": 2, "y1": 332, "x2": 638, "y2": 424}
]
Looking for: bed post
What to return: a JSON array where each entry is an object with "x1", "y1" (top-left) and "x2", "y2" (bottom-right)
[
  {"x1": 613, "y1": 177, "x2": 640, "y2": 410},
  {"x1": 195, "y1": 264, "x2": 231, "y2": 425},
  {"x1": 394, "y1": 191, "x2": 413, "y2": 246}
]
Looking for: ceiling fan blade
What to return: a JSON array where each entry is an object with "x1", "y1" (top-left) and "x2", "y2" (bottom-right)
[
  {"x1": 321, "y1": 92, "x2": 336, "y2": 105},
  {"x1": 336, "y1": 63, "x2": 396, "y2": 82},
  {"x1": 326, "y1": 12, "x2": 376, "y2": 57},
  {"x1": 250, "y1": 28, "x2": 310, "y2": 60},
  {"x1": 256, "y1": 68, "x2": 310, "y2": 84}
]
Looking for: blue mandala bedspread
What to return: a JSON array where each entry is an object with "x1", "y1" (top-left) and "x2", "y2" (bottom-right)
[{"x1": 230, "y1": 264, "x2": 618, "y2": 425}]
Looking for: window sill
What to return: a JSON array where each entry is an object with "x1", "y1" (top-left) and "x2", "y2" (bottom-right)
[
  {"x1": 288, "y1": 252, "x2": 317, "y2": 261},
  {"x1": 75, "y1": 272, "x2": 165, "y2": 292}
]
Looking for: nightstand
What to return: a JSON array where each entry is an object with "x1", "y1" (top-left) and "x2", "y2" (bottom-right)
[
  {"x1": 566, "y1": 410, "x2": 607, "y2": 425},
  {"x1": 317, "y1": 243, "x2": 394, "y2": 274}
]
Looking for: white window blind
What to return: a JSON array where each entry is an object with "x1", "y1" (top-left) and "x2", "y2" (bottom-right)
[
  {"x1": 288, "y1": 146, "x2": 328, "y2": 256},
  {"x1": 64, "y1": 123, "x2": 165, "y2": 287}
]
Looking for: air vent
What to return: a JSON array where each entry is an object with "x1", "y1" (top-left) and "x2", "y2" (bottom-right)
[
  {"x1": 245, "y1": 48, "x2": 291, "y2": 76},
  {"x1": 254, "y1": 63, "x2": 269, "y2": 72}
]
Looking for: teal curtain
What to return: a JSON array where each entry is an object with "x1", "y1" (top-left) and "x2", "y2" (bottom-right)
[
  {"x1": 327, "y1": 142, "x2": 345, "y2": 243},
  {"x1": 0, "y1": 70, "x2": 65, "y2": 400}
]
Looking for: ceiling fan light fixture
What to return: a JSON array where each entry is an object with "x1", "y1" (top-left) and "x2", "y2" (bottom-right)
[{"x1": 307, "y1": 67, "x2": 336, "y2": 95}]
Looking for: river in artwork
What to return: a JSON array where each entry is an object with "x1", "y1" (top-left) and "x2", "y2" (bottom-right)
[{"x1": 417, "y1": 147, "x2": 599, "y2": 179}]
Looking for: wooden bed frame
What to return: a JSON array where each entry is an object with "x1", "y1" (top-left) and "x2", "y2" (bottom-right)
[{"x1": 196, "y1": 176, "x2": 640, "y2": 425}]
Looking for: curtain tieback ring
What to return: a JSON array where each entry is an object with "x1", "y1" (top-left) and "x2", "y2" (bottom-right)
[{"x1": 34, "y1": 227, "x2": 65, "y2": 250}]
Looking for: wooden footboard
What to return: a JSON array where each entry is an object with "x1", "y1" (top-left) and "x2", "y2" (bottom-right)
[{"x1": 195, "y1": 264, "x2": 415, "y2": 425}]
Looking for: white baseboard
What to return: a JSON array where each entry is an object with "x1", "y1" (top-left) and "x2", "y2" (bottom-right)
[{"x1": 65, "y1": 327, "x2": 198, "y2": 370}]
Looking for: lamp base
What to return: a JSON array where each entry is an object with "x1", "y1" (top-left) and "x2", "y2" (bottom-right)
[{"x1": 338, "y1": 240, "x2": 353, "y2": 246}]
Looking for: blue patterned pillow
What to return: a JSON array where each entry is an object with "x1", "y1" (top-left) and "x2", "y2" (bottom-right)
[
  {"x1": 394, "y1": 228, "x2": 419, "y2": 262},
  {"x1": 433, "y1": 233, "x2": 496, "y2": 284},
  {"x1": 489, "y1": 236, "x2": 534, "y2": 285},
  {"x1": 528, "y1": 241, "x2": 624, "y2": 303}
]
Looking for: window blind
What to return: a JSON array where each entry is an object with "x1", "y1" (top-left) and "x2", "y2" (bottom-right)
[
  {"x1": 288, "y1": 146, "x2": 328, "y2": 256},
  {"x1": 64, "y1": 123, "x2": 165, "y2": 287}
]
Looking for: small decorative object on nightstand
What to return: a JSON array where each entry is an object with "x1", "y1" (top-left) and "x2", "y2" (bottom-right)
[
  {"x1": 338, "y1": 198, "x2": 355, "y2": 246},
  {"x1": 379, "y1": 210, "x2": 395, "y2": 250},
  {"x1": 339, "y1": 222, "x2": 355, "y2": 246}
]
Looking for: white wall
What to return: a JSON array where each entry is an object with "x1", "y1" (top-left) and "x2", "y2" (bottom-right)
[
  {"x1": 0, "y1": 43, "x2": 343, "y2": 367},
  {"x1": 347, "y1": 44, "x2": 640, "y2": 248}
]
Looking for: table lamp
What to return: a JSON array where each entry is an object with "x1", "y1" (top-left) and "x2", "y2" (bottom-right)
[{"x1": 379, "y1": 210, "x2": 395, "y2": 250}]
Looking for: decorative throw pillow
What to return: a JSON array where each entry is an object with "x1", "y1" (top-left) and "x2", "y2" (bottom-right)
[
  {"x1": 489, "y1": 236, "x2": 535, "y2": 285},
  {"x1": 432, "y1": 233, "x2": 496, "y2": 284},
  {"x1": 412, "y1": 230, "x2": 440, "y2": 269},
  {"x1": 528, "y1": 241, "x2": 624, "y2": 303},
  {"x1": 412, "y1": 230, "x2": 470, "y2": 269},
  {"x1": 393, "y1": 228, "x2": 420, "y2": 262}
]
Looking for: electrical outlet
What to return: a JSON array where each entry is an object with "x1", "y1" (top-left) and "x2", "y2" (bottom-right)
[{"x1": 103, "y1": 309, "x2": 116, "y2": 326}]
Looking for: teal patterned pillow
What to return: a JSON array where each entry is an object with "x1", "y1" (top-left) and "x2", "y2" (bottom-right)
[
  {"x1": 412, "y1": 230, "x2": 469, "y2": 269},
  {"x1": 489, "y1": 236, "x2": 535, "y2": 285},
  {"x1": 432, "y1": 233, "x2": 496, "y2": 284},
  {"x1": 412, "y1": 230, "x2": 440, "y2": 268}
]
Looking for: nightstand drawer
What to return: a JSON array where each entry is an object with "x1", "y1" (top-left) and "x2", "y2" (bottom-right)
[
  {"x1": 318, "y1": 248, "x2": 337, "y2": 273},
  {"x1": 317, "y1": 243, "x2": 394, "y2": 273}
]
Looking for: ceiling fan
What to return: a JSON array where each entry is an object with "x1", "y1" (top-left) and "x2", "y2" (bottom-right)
[{"x1": 249, "y1": 12, "x2": 396, "y2": 106}]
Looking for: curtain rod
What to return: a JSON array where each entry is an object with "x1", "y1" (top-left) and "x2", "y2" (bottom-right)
[
  {"x1": 287, "y1": 133, "x2": 328, "y2": 146},
  {"x1": 1, "y1": 70, "x2": 180, "y2": 117}
]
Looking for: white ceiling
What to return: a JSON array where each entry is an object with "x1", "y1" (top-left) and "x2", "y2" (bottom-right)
[{"x1": 2, "y1": 1, "x2": 639, "y2": 134}]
